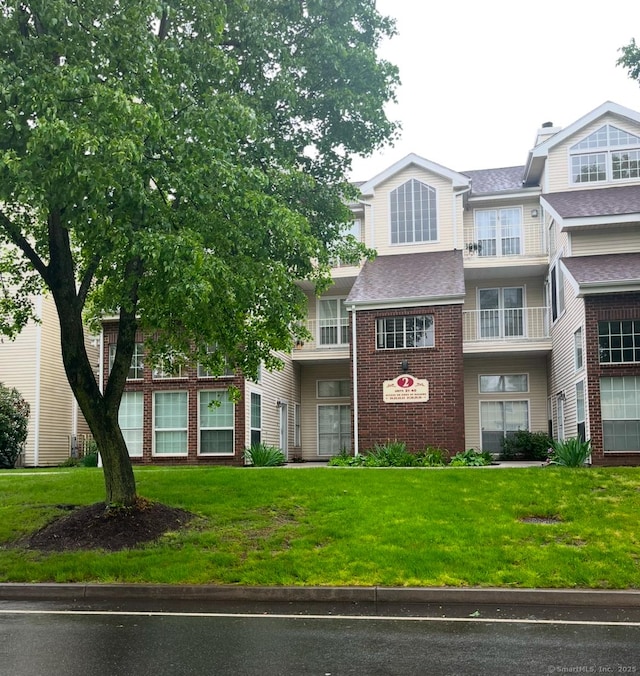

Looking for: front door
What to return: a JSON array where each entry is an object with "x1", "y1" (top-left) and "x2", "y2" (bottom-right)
[{"x1": 479, "y1": 288, "x2": 524, "y2": 339}]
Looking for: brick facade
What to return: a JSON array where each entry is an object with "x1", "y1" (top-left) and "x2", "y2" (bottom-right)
[
  {"x1": 352, "y1": 304, "x2": 465, "y2": 455},
  {"x1": 102, "y1": 321, "x2": 246, "y2": 466},
  {"x1": 584, "y1": 292, "x2": 640, "y2": 466}
]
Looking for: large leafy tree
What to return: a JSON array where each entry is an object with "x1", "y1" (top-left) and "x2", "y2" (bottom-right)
[{"x1": 0, "y1": 1, "x2": 398, "y2": 505}]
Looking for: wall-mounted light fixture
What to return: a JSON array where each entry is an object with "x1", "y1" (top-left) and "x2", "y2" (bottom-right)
[
  {"x1": 401, "y1": 360, "x2": 409, "y2": 373},
  {"x1": 556, "y1": 391, "x2": 566, "y2": 402},
  {"x1": 531, "y1": 208, "x2": 539, "y2": 218}
]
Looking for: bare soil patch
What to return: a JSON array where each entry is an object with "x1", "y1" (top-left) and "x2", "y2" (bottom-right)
[{"x1": 23, "y1": 499, "x2": 194, "y2": 552}]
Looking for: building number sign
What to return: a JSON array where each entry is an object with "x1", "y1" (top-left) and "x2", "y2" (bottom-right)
[{"x1": 383, "y1": 374, "x2": 430, "y2": 403}]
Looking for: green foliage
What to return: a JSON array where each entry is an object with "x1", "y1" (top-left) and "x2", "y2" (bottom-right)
[
  {"x1": 549, "y1": 438, "x2": 591, "y2": 467},
  {"x1": 0, "y1": 383, "x2": 29, "y2": 469},
  {"x1": 363, "y1": 441, "x2": 418, "y2": 467},
  {"x1": 449, "y1": 449, "x2": 494, "y2": 467},
  {"x1": 328, "y1": 449, "x2": 364, "y2": 466},
  {"x1": 0, "y1": 1, "x2": 398, "y2": 502},
  {"x1": 416, "y1": 446, "x2": 448, "y2": 467},
  {"x1": 244, "y1": 444, "x2": 286, "y2": 467},
  {"x1": 80, "y1": 451, "x2": 99, "y2": 468},
  {"x1": 501, "y1": 430, "x2": 554, "y2": 461}
]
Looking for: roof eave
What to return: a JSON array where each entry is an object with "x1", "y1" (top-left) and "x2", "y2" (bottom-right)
[{"x1": 347, "y1": 294, "x2": 466, "y2": 310}]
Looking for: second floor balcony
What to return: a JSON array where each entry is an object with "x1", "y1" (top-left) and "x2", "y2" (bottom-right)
[
  {"x1": 462, "y1": 306, "x2": 551, "y2": 353},
  {"x1": 293, "y1": 318, "x2": 350, "y2": 361}
]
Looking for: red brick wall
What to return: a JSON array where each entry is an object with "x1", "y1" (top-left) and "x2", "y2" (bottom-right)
[
  {"x1": 102, "y1": 322, "x2": 246, "y2": 466},
  {"x1": 584, "y1": 292, "x2": 640, "y2": 466},
  {"x1": 352, "y1": 305, "x2": 465, "y2": 456}
]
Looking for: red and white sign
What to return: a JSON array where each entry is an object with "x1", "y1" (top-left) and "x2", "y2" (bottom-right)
[{"x1": 383, "y1": 374, "x2": 429, "y2": 403}]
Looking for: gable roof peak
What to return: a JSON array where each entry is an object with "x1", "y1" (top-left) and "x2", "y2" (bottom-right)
[{"x1": 358, "y1": 153, "x2": 470, "y2": 196}]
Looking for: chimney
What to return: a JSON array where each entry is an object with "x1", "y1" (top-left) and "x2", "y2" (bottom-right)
[{"x1": 534, "y1": 121, "x2": 561, "y2": 147}]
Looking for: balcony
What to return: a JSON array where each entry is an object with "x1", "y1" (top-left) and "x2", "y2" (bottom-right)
[
  {"x1": 463, "y1": 223, "x2": 548, "y2": 278},
  {"x1": 463, "y1": 307, "x2": 551, "y2": 354},
  {"x1": 292, "y1": 318, "x2": 350, "y2": 362}
]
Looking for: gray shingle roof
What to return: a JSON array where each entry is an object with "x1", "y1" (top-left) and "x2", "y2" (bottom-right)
[
  {"x1": 562, "y1": 253, "x2": 640, "y2": 286},
  {"x1": 462, "y1": 166, "x2": 525, "y2": 194},
  {"x1": 543, "y1": 185, "x2": 640, "y2": 218},
  {"x1": 346, "y1": 250, "x2": 465, "y2": 305}
]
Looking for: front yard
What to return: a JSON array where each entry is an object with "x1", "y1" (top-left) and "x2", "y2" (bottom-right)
[{"x1": 0, "y1": 465, "x2": 638, "y2": 588}]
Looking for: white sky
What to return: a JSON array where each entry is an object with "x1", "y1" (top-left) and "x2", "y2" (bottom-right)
[{"x1": 349, "y1": 0, "x2": 640, "y2": 181}]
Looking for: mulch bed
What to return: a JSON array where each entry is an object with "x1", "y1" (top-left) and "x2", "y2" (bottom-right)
[{"x1": 23, "y1": 499, "x2": 195, "y2": 552}]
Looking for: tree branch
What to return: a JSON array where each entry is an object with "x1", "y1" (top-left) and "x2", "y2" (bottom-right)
[
  {"x1": 0, "y1": 208, "x2": 50, "y2": 283},
  {"x1": 77, "y1": 253, "x2": 101, "y2": 308}
]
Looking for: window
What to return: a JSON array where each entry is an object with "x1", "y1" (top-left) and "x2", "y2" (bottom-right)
[
  {"x1": 598, "y1": 320, "x2": 640, "y2": 364},
  {"x1": 199, "y1": 390, "x2": 234, "y2": 455},
  {"x1": 576, "y1": 380, "x2": 586, "y2": 442},
  {"x1": 197, "y1": 345, "x2": 234, "y2": 378},
  {"x1": 480, "y1": 401, "x2": 529, "y2": 452},
  {"x1": 318, "y1": 404, "x2": 351, "y2": 455},
  {"x1": 108, "y1": 343, "x2": 144, "y2": 379},
  {"x1": 557, "y1": 394, "x2": 565, "y2": 441},
  {"x1": 152, "y1": 352, "x2": 186, "y2": 379},
  {"x1": 479, "y1": 374, "x2": 528, "y2": 393},
  {"x1": 376, "y1": 315, "x2": 434, "y2": 349},
  {"x1": 154, "y1": 392, "x2": 188, "y2": 455},
  {"x1": 601, "y1": 376, "x2": 640, "y2": 452},
  {"x1": 550, "y1": 263, "x2": 564, "y2": 322},
  {"x1": 574, "y1": 328, "x2": 583, "y2": 371},
  {"x1": 318, "y1": 298, "x2": 349, "y2": 347},
  {"x1": 118, "y1": 392, "x2": 143, "y2": 457},
  {"x1": 390, "y1": 179, "x2": 437, "y2": 244},
  {"x1": 317, "y1": 380, "x2": 350, "y2": 398},
  {"x1": 294, "y1": 403, "x2": 301, "y2": 447},
  {"x1": 570, "y1": 124, "x2": 640, "y2": 184},
  {"x1": 250, "y1": 392, "x2": 261, "y2": 447},
  {"x1": 478, "y1": 288, "x2": 524, "y2": 339},
  {"x1": 474, "y1": 208, "x2": 522, "y2": 256}
]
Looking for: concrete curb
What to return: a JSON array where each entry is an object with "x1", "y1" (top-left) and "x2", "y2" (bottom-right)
[{"x1": 1, "y1": 583, "x2": 640, "y2": 607}]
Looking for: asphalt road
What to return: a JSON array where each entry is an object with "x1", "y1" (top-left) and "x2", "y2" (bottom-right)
[{"x1": 1, "y1": 601, "x2": 639, "y2": 676}]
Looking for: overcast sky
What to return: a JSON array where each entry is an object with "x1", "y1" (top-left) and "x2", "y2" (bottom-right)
[{"x1": 349, "y1": 0, "x2": 640, "y2": 181}]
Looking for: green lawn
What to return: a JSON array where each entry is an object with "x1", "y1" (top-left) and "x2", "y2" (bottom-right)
[{"x1": 1, "y1": 465, "x2": 639, "y2": 588}]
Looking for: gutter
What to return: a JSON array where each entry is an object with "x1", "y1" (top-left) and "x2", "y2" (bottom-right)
[{"x1": 32, "y1": 295, "x2": 43, "y2": 467}]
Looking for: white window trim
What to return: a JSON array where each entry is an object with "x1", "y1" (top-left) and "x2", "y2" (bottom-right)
[
  {"x1": 388, "y1": 179, "x2": 440, "y2": 247},
  {"x1": 316, "y1": 296, "x2": 349, "y2": 348},
  {"x1": 376, "y1": 314, "x2": 435, "y2": 350},
  {"x1": 478, "y1": 373, "x2": 529, "y2": 394},
  {"x1": 478, "y1": 399, "x2": 531, "y2": 452},
  {"x1": 317, "y1": 403, "x2": 351, "y2": 457},
  {"x1": 153, "y1": 391, "x2": 189, "y2": 457},
  {"x1": 574, "y1": 327, "x2": 584, "y2": 372},
  {"x1": 317, "y1": 379, "x2": 351, "y2": 399},
  {"x1": 118, "y1": 391, "x2": 144, "y2": 458},
  {"x1": 476, "y1": 286, "x2": 527, "y2": 340},
  {"x1": 198, "y1": 389, "x2": 235, "y2": 456},
  {"x1": 472, "y1": 206, "x2": 524, "y2": 257},
  {"x1": 294, "y1": 402, "x2": 301, "y2": 447},
  {"x1": 248, "y1": 388, "x2": 262, "y2": 449},
  {"x1": 109, "y1": 342, "x2": 144, "y2": 380}
]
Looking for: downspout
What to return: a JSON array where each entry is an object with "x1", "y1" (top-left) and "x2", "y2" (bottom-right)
[
  {"x1": 32, "y1": 295, "x2": 43, "y2": 466},
  {"x1": 97, "y1": 329, "x2": 104, "y2": 468},
  {"x1": 453, "y1": 185, "x2": 472, "y2": 250},
  {"x1": 351, "y1": 304, "x2": 359, "y2": 456}
]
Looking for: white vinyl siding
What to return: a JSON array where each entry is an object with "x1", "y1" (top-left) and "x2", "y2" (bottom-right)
[{"x1": 571, "y1": 226, "x2": 640, "y2": 256}]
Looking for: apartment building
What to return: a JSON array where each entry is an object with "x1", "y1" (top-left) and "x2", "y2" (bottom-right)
[
  {"x1": 102, "y1": 101, "x2": 640, "y2": 466},
  {"x1": 0, "y1": 294, "x2": 96, "y2": 466}
]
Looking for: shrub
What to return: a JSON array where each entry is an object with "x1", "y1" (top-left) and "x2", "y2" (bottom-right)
[
  {"x1": 363, "y1": 441, "x2": 417, "y2": 467},
  {"x1": 244, "y1": 443, "x2": 286, "y2": 467},
  {"x1": 549, "y1": 438, "x2": 591, "y2": 467},
  {"x1": 328, "y1": 449, "x2": 364, "y2": 466},
  {"x1": 0, "y1": 383, "x2": 29, "y2": 469},
  {"x1": 449, "y1": 449, "x2": 493, "y2": 467},
  {"x1": 501, "y1": 430, "x2": 553, "y2": 461},
  {"x1": 416, "y1": 446, "x2": 447, "y2": 467}
]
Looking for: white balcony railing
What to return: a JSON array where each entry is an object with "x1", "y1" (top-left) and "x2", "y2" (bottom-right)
[
  {"x1": 463, "y1": 307, "x2": 550, "y2": 343},
  {"x1": 463, "y1": 223, "x2": 546, "y2": 259},
  {"x1": 294, "y1": 318, "x2": 350, "y2": 353}
]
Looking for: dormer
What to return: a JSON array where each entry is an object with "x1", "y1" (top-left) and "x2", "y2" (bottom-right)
[
  {"x1": 523, "y1": 101, "x2": 640, "y2": 190},
  {"x1": 357, "y1": 153, "x2": 470, "y2": 256}
]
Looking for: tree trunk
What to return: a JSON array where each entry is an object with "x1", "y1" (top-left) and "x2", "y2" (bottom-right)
[{"x1": 45, "y1": 210, "x2": 138, "y2": 507}]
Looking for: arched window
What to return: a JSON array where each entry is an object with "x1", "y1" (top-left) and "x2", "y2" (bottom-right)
[
  {"x1": 390, "y1": 179, "x2": 437, "y2": 244},
  {"x1": 570, "y1": 124, "x2": 640, "y2": 184}
]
